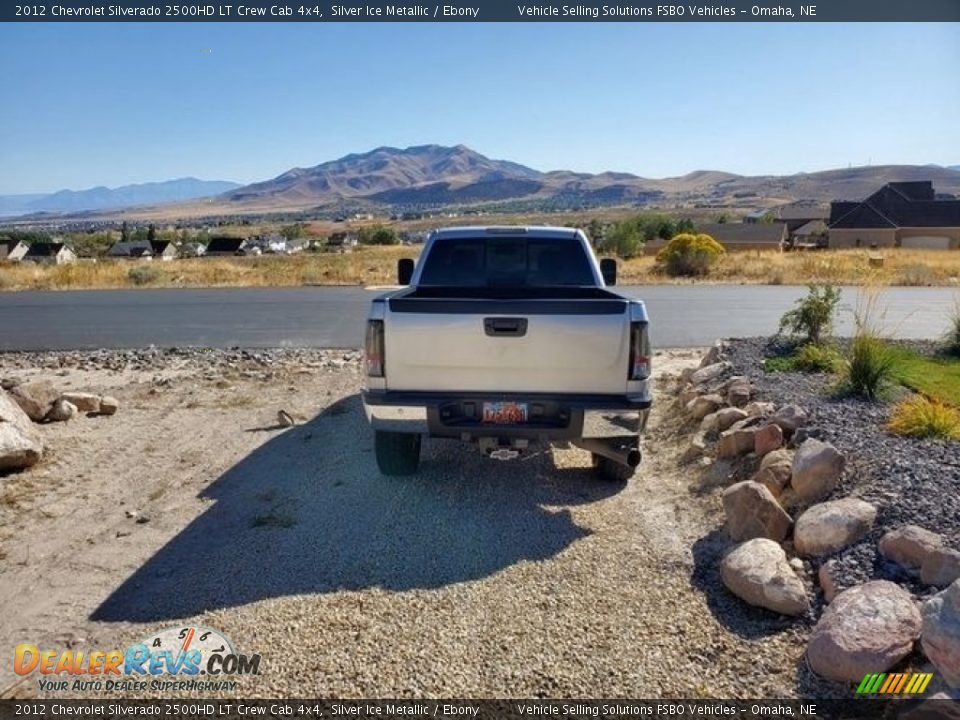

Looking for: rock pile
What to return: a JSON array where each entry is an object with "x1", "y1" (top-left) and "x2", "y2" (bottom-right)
[
  {"x1": 674, "y1": 339, "x2": 960, "y2": 691},
  {"x1": 1, "y1": 380, "x2": 121, "y2": 471}
]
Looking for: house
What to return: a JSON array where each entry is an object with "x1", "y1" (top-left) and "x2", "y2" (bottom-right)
[
  {"x1": 249, "y1": 234, "x2": 288, "y2": 254},
  {"x1": 790, "y1": 220, "x2": 829, "y2": 249},
  {"x1": 204, "y1": 236, "x2": 248, "y2": 256},
  {"x1": 22, "y1": 242, "x2": 77, "y2": 265},
  {"x1": 150, "y1": 240, "x2": 178, "y2": 261},
  {"x1": 326, "y1": 232, "x2": 358, "y2": 252},
  {"x1": 828, "y1": 181, "x2": 960, "y2": 249},
  {"x1": 108, "y1": 241, "x2": 154, "y2": 259},
  {"x1": 745, "y1": 201, "x2": 829, "y2": 233},
  {"x1": 181, "y1": 241, "x2": 206, "y2": 258},
  {"x1": 646, "y1": 222, "x2": 788, "y2": 253},
  {"x1": 0, "y1": 239, "x2": 30, "y2": 262}
]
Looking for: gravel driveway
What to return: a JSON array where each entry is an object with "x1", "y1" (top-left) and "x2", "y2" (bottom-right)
[{"x1": 2, "y1": 348, "x2": 826, "y2": 699}]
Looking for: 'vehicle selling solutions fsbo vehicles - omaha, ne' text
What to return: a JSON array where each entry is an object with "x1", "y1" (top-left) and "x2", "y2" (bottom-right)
[{"x1": 362, "y1": 226, "x2": 652, "y2": 481}]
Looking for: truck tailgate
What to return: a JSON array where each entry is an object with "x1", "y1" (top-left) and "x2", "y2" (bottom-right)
[{"x1": 383, "y1": 297, "x2": 630, "y2": 394}]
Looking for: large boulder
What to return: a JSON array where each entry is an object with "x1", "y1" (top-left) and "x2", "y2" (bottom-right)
[
  {"x1": 794, "y1": 498, "x2": 877, "y2": 557},
  {"x1": 715, "y1": 407, "x2": 749, "y2": 432},
  {"x1": 690, "y1": 362, "x2": 730, "y2": 386},
  {"x1": 721, "y1": 538, "x2": 809, "y2": 616},
  {"x1": 753, "y1": 423, "x2": 784, "y2": 457},
  {"x1": 99, "y1": 396, "x2": 120, "y2": 416},
  {"x1": 60, "y1": 392, "x2": 101, "y2": 414},
  {"x1": 743, "y1": 401, "x2": 776, "y2": 418},
  {"x1": 687, "y1": 394, "x2": 724, "y2": 421},
  {"x1": 0, "y1": 390, "x2": 44, "y2": 470},
  {"x1": 753, "y1": 449, "x2": 793, "y2": 497},
  {"x1": 7, "y1": 381, "x2": 59, "y2": 422},
  {"x1": 791, "y1": 439, "x2": 845, "y2": 502},
  {"x1": 727, "y1": 380, "x2": 753, "y2": 408},
  {"x1": 806, "y1": 580, "x2": 922, "y2": 682},
  {"x1": 717, "y1": 419, "x2": 762, "y2": 459},
  {"x1": 922, "y1": 548, "x2": 960, "y2": 589},
  {"x1": 722, "y1": 481, "x2": 793, "y2": 543},
  {"x1": 46, "y1": 398, "x2": 77, "y2": 423},
  {"x1": 922, "y1": 580, "x2": 960, "y2": 688},
  {"x1": 768, "y1": 404, "x2": 809, "y2": 436},
  {"x1": 879, "y1": 525, "x2": 944, "y2": 575}
]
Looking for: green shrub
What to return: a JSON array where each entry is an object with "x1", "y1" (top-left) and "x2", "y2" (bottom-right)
[
  {"x1": 793, "y1": 343, "x2": 844, "y2": 373},
  {"x1": 945, "y1": 299, "x2": 960, "y2": 357},
  {"x1": 127, "y1": 264, "x2": 162, "y2": 286},
  {"x1": 656, "y1": 233, "x2": 725, "y2": 277},
  {"x1": 778, "y1": 284, "x2": 841, "y2": 345},
  {"x1": 845, "y1": 333, "x2": 896, "y2": 400},
  {"x1": 888, "y1": 395, "x2": 960, "y2": 440}
]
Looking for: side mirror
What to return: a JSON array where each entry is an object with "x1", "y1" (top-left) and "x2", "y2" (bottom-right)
[
  {"x1": 397, "y1": 258, "x2": 415, "y2": 285},
  {"x1": 600, "y1": 258, "x2": 617, "y2": 286}
]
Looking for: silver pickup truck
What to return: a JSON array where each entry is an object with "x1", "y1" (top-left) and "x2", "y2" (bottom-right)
[{"x1": 361, "y1": 226, "x2": 652, "y2": 481}]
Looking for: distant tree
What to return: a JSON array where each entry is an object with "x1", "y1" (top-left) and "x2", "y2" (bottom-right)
[
  {"x1": 586, "y1": 219, "x2": 604, "y2": 244},
  {"x1": 120, "y1": 221, "x2": 130, "y2": 242},
  {"x1": 0, "y1": 229, "x2": 51, "y2": 245},
  {"x1": 677, "y1": 218, "x2": 696, "y2": 234},
  {"x1": 147, "y1": 224, "x2": 157, "y2": 243},
  {"x1": 716, "y1": 213, "x2": 730, "y2": 224},
  {"x1": 357, "y1": 225, "x2": 399, "y2": 245},
  {"x1": 280, "y1": 223, "x2": 307, "y2": 241}
]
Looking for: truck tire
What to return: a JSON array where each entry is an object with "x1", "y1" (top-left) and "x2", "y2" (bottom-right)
[
  {"x1": 591, "y1": 453, "x2": 635, "y2": 483},
  {"x1": 375, "y1": 431, "x2": 421, "y2": 476}
]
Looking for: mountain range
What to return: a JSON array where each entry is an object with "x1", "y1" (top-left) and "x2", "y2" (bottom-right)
[
  {"x1": 4, "y1": 147, "x2": 960, "y2": 219},
  {"x1": 219, "y1": 145, "x2": 960, "y2": 213},
  {"x1": 0, "y1": 178, "x2": 242, "y2": 217}
]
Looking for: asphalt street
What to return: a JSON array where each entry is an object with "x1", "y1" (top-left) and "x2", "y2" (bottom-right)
[{"x1": 0, "y1": 284, "x2": 956, "y2": 351}]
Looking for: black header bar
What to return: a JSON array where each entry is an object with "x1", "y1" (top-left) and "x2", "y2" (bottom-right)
[{"x1": 5, "y1": 0, "x2": 960, "y2": 22}]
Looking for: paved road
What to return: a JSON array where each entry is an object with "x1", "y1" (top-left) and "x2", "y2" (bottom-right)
[{"x1": 0, "y1": 285, "x2": 956, "y2": 351}]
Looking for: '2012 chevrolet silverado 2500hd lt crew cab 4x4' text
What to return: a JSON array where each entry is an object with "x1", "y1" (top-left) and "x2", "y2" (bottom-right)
[{"x1": 362, "y1": 226, "x2": 652, "y2": 481}]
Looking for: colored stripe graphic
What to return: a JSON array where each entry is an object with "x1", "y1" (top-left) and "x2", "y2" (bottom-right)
[{"x1": 857, "y1": 672, "x2": 934, "y2": 695}]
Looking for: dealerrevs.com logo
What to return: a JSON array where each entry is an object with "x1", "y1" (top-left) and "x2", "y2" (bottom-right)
[{"x1": 14, "y1": 626, "x2": 262, "y2": 693}]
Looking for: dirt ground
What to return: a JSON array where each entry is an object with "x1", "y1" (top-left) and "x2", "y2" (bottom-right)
[{"x1": 0, "y1": 348, "x2": 823, "y2": 700}]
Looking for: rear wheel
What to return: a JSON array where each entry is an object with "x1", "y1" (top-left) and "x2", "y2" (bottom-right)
[
  {"x1": 375, "y1": 431, "x2": 422, "y2": 476},
  {"x1": 591, "y1": 453, "x2": 636, "y2": 483}
]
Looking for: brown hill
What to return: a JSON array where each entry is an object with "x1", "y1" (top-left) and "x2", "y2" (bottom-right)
[{"x1": 222, "y1": 145, "x2": 960, "y2": 212}]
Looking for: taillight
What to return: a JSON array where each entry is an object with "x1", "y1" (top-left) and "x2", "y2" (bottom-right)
[
  {"x1": 365, "y1": 320, "x2": 385, "y2": 377},
  {"x1": 629, "y1": 321, "x2": 651, "y2": 380}
]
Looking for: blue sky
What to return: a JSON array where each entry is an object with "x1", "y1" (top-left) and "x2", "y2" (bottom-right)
[{"x1": 1, "y1": 22, "x2": 958, "y2": 194}]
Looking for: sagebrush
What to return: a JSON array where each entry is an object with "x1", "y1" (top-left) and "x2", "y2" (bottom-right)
[{"x1": 656, "y1": 233, "x2": 725, "y2": 277}]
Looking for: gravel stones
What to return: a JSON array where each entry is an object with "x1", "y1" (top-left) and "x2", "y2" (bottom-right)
[
  {"x1": 921, "y1": 580, "x2": 960, "y2": 688},
  {"x1": 722, "y1": 480, "x2": 793, "y2": 543},
  {"x1": 791, "y1": 439, "x2": 845, "y2": 503},
  {"x1": 721, "y1": 538, "x2": 810, "y2": 616},
  {"x1": 806, "y1": 580, "x2": 921, "y2": 682},
  {"x1": 794, "y1": 499, "x2": 877, "y2": 557}
]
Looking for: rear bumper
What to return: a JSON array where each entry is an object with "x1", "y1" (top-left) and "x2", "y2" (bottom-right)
[{"x1": 362, "y1": 389, "x2": 651, "y2": 441}]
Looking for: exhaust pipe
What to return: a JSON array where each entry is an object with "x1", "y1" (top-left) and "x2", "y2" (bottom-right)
[{"x1": 574, "y1": 438, "x2": 641, "y2": 468}]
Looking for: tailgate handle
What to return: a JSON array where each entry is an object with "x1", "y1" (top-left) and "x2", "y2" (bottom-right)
[{"x1": 484, "y1": 317, "x2": 528, "y2": 337}]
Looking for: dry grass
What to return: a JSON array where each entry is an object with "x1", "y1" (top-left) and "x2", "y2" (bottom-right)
[
  {"x1": 1, "y1": 247, "x2": 959, "y2": 291},
  {"x1": 617, "y1": 248, "x2": 960, "y2": 286},
  {"x1": 888, "y1": 396, "x2": 960, "y2": 440}
]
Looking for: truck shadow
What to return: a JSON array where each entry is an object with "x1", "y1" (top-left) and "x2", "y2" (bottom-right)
[{"x1": 92, "y1": 394, "x2": 620, "y2": 622}]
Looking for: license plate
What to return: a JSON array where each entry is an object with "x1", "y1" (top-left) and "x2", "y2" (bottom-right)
[{"x1": 482, "y1": 401, "x2": 528, "y2": 424}]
